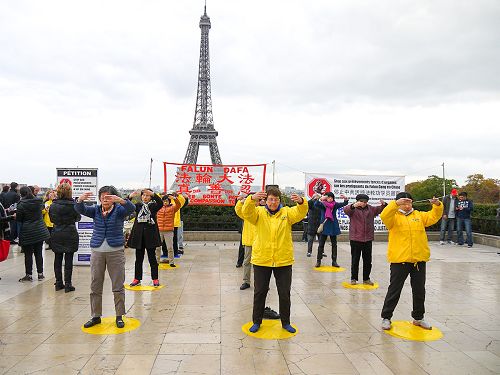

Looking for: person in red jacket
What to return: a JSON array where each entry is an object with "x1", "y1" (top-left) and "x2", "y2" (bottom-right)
[{"x1": 343, "y1": 194, "x2": 387, "y2": 286}]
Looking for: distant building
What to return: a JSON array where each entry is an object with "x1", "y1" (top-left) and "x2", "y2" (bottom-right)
[{"x1": 283, "y1": 186, "x2": 305, "y2": 196}]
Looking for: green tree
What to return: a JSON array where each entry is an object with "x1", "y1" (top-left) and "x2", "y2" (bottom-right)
[{"x1": 406, "y1": 175, "x2": 457, "y2": 201}]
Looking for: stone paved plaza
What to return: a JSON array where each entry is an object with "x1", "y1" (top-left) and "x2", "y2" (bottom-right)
[{"x1": 0, "y1": 240, "x2": 499, "y2": 374}]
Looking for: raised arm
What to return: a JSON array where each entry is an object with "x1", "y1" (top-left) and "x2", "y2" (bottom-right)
[
  {"x1": 75, "y1": 192, "x2": 97, "y2": 218},
  {"x1": 287, "y1": 194, "x2": 309, "y2": 224},
  {"x1": 380, "y1": 200, "x2": 399, "y2": 230},
  {"x1": 242, "y1": 193, "x2": 265, "y2": 225},
  {"x1": 420, "y1": 198, "x2": 444, "y2": 227}
]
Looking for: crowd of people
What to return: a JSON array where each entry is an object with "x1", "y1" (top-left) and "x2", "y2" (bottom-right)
[{"x1": 0, "y1": 180, "x2": 480, "y2": 333}]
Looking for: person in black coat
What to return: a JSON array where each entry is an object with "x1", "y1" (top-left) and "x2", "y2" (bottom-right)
[
  {"x1": 306, "y1": 193, "x2": 322, "y2": 257},
  {"x1": 16, "y1": 186, "x2": 50, "y2": 282},
  {"x1": 49, "y1": 183, "x2": 81, "y2": 292},
  {"x1": 127, "y1": 189, "x2": 163, "y2": 287},
  {"x1": 3, "y1": 182, "x2": 21, "y2": 243}
]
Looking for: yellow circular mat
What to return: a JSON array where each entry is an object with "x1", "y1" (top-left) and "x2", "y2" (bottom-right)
[
  {"x1": 159, "y1": 263, "x2": 179, "y2": 270},
  {"x1": 124, "y1": 284, "x2": 165, "y2": 291},
  {"x1": 384, "y1": 321, "x2": 443, "y2": 341},
  {"x1": 342, "y1": 281, "x2": 379, "y2": 290},
  {"x1": 241, "y1": 320, "x2": 298, "y2": 340},
  {"x1": 314, "y1": 266, "x2": 346, "y2": 273},
  {"x1": 81, "y1": 316, "x2": 141, "y2": 335}
]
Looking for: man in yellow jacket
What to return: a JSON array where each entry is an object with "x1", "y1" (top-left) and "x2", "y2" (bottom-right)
[
  {"x1": 242, "y1": 186, "x2": 308, "y2": 334},
  {"x1": 380, "y1": 192, "x2": 443, "y2": 331}
]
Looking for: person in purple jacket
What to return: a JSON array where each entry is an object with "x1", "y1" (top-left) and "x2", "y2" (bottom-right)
[{"x1": 343, "y1": 194, "x2": 387, "y2": 285}]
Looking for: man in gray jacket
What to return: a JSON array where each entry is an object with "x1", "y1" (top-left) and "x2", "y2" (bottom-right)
[
  {"x1": 440, "y1": 188, "x2": 458, "y2": 244},
  {"x1": 343, "y1": 194, "x2": 386, "y2": 285}
]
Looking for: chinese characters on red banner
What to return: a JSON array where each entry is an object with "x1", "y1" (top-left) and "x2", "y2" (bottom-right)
[{"x1": 164, "y1": 163, "x2": 266, "y2": 206}]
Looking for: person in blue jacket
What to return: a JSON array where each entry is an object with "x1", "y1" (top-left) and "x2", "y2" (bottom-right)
[
  {"x1": 314, "y1": 192, "x2": 349, "y2": 268},
  {"x1": 456, "y1": 192, "x2": 474, "y2": 247},
  {"x1": 75, "y1": 186, "x2": 135, "y2": 329}
]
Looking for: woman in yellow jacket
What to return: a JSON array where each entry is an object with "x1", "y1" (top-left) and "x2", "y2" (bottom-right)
[
  {"x1": 242, "y1": 186, "x2": 308, "y2": 333},
  {"x1": 42, "y1": 190, "x2": 56, "y2": 248},
  {"x1": 380, "y1": 192, "x2": 443, "y2": 331}
]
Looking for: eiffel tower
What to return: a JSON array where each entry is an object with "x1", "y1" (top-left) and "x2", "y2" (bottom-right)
[{"x1": 183, "y1": 4, "x2": 222, "y2": 165}]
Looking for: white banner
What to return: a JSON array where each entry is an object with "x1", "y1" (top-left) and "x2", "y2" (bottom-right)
[
  {"x1": 305, "y1": 173, "x2": 405, "y2": 232},
  {"x1": 56, "y1": 168, "x2": 98, "y2": 265}
]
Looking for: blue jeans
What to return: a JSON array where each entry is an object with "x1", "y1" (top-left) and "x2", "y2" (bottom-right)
[
  {"x1": 456, "y1": 217, "x2": 473, "y2": 246},
  {"x1": 439, "y1": 217, "x2": 455, "y2": 242}
]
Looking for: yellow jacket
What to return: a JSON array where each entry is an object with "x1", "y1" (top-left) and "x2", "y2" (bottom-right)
[
  {"x1": 380, "y1": 200, "x2": 443, "y2": 263},
  {"x1": 173, "y1": 194, "x2": 186, "y2": 227},
  {"x1": 235, "y1": 200, "x2": 256, "y2": 246},
  {"x1": 42, "y1": 200, "x2": 53, "y2": 228},
  {"x1": 242, "y1": 195, "x2": 308, "y2": 267}
]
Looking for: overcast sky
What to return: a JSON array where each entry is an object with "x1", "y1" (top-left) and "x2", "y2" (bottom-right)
[{"x1": 1, "y1": 0, "x2": 499, "y2": 190}]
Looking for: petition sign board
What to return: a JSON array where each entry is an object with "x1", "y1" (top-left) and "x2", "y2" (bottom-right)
[
  {"x1": 305, "y1": 173, "x2": 405, "y2": 232},
  {"x1": 56, "y1": 168, "x2": 98, "y2": 265}
]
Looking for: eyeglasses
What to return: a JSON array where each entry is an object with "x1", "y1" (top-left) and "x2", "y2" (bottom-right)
[{"x1": 266, "y1": 197, "x2": 280, "y2": 202}]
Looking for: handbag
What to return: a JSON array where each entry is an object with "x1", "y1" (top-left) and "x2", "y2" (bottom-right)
[
  {"x1": 0, "y1": 239, "x2": 9, "y2": 262},
  {"x1": 317, "y1": 219, "x2": 327, "y2": 234}
]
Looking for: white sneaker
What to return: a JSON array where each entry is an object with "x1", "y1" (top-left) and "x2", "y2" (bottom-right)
[
  {"x1": 439, "y1": 241, "x2": 445, "y2": 245},
  {"x1": 447, "y1": 240, "x2": 455, "y2": 245},
  {"x1": 381, "y1": 319, "x2": 391, "y2": 330},
  {"x1": 413, "y1": 319, "x2": 432, "y2": 330}
]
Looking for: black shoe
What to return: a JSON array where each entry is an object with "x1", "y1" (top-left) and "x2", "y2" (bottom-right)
[
  {"x1": 84, "y1": 317, "x2": 101, "y2": 328},
  {"x1": 65, "y1": 284, "x2": 75, "y2": 293},
  {"x1": 38, "y1": 273, "x2": 45, "y2": 281},
  {"x1": 322, "y1": 253, "x2": 327, "y2": 258},
  {"x1": 19, "y1": 275, "x2": 33, "y2": 282},
  {"x1": 116, "y1": 316, "x2": 125, "y2": 328},
  {"x1": 332, "y1": 261, "x2": 340, "y2": 268},
  {"x1": 315, "y1": 261, "x2": 321, "y2": 268},
  {"x1": 55, "y1": 282, "x2": 65, "y2": 291},
  {"x1": 169, "y1": 263, "x2": 176, "y2": 268},
  {"x1": 236, "y1": 263, "x2": 243, "y2": 268},
  {"x1": 263, "y1": 307, "x2": 280, "y2": 319},
  {"x1": 306, "y1": 252, "x2": 311, "y2": 257},
  {"x1": 177, "y1": 249, "x2": 184, "y2": 255},
  {"x1": 240, "y1": 282, "x2": 250, "y2": 290},
  {"x1": 10, "y1": 240, "x2": 18, "y2": 245}
]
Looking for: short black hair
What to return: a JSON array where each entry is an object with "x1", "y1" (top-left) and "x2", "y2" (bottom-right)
[
  {"x1": 2, "y1": 185, "x2": 9, "y2": 193},
  {"x1": 459, "y1": 192, "x2": 468, "y2": 197},
  {"x1": 10, "y1": 182, "x2": 18, "y2": 190},
  {"x1": 395, "y1": 192, "x2": 413, "y2": 200}
]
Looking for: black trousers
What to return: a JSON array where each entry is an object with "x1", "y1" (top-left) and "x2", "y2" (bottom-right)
[
  {"x1": 134, "y1": 247, "x2": 159, "y2": 280},
  {"x1": 317, "y1": 234, "x2": 337, "y2": 261},
  {"x1": 54, "y1": 252, "x2": 74, "y2": 284},
  {"x1": 307, "y1": 233, "x2": 318, "y2": 254},
  {"x1": 173, "y1": 227, "x2": 179, "y2": 256},
  {"x1": 237, "y1": 235, "x2": 244, "y2": 266},
  {"x1": 381, "y1": 262, "x2": 426, "y2": 320},
  {"x1": 253, "y1": 265, "x2": 292, "y2": 326},
  {"x1": 22, "y1": 241, "x2": 44, "y2": 275},
  {"x1": 302, "y1": 222, "x2": 308, "y2": 241},
  {"x1": 350, "y1": 240, "x2": 372, "y2": 281}
]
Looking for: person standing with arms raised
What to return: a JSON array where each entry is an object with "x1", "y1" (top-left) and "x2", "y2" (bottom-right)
[{"x1": 75, "y1": 186, "x2": 135, "y2": 329}]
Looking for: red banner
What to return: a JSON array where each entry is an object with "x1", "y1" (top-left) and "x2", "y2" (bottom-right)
[{"x1": 164, "y1": 162, "x2": 267, "y2": 206}]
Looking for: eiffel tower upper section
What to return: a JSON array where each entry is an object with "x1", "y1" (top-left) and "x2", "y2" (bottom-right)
[{"x1": 183, "y1": 5, "x2": 222, "y2": 165}]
